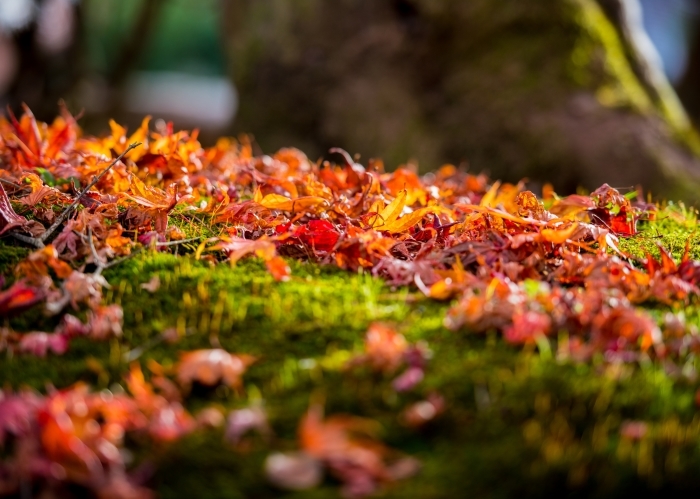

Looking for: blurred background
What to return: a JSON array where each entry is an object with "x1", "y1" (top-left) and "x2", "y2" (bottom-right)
[
  {"x1": 1, "y1": 0, "x2": 700, "y2": 195},
  {"x1": 0, "y1": 0, "x2": 234, "y2": 141}
]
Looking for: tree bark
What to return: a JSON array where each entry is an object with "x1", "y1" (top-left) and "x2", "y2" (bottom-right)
[
  {"x1": 678, "y1": 0, "x2": 700, "y2": 125},
  {"x1": 222, "y1": 0, "x2": 700, "y2": 200}
]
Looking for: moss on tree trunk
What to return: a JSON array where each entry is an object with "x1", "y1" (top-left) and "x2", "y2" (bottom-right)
[{"x1": 223, "y1": 0, "x2": 700, "y2": 200}]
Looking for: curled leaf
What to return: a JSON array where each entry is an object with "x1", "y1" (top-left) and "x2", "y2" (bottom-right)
[{"x1": 0, "y1": 183, "x2": 30, "y2": 235}]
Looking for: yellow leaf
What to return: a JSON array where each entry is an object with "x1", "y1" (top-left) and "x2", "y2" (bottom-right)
[
  {"x1": 120, "y1": 174, "x2": 176, "y2": 210},
  {"x1": 259, "y1": 193, "x2": 289, "y2": 209},
  {"x1": 126, "y1": 116, "x2": 151, "y2": 161},
  {"x1": 374, "y1": 189, "x2": 407, "y2": 228},
  {"x1": 369, "y1": 200, "x2": 384, "y2": 212},
  {"x1": 259, "y1": 194, "x2": 328, "y2": 213},
  {"x1": 479, "y1": 181, "x2": 501, "y2": 208},
  {"x1": 429, "y1": 280, "x2": 453, "y2": 300},
  {"x1": 109, "y1": 119, "x2": 126, "y2": 143},
  {"x1": 373, "y1": 206, "x2": 451, "y2": 233},
  {"x1": 539, "y1": 223, "x2": 579, "y2": 244}
]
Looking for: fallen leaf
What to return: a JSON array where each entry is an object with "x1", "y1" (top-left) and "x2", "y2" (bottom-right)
[
  {"x1": 140, "y1": 275, "x2": 161, "y2": 293},
  {"x1": 18, "y1": 332, "x2": 69, "y2": 357},
  {"x1": 265, "y1": 452, "x2": 323, "y2": 491},
  {"x1": 0, "y1": 281, "x2": 45, "y2": 318},
  {"x1": 177, "y1": 349, "x2": 256, "y2": 390}
]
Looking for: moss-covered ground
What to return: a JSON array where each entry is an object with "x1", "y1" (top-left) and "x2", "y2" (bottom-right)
[{"x1": 4, "y1": 203, "x2": 700, "y2": 498}]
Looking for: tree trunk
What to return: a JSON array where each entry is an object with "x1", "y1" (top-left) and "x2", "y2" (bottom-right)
[
  {"x1": 678, "y1": 0, "x2": 700, "y2": 125},
  {"x1": 222, "y1": 0, "x2": 700, "y2": 200}
]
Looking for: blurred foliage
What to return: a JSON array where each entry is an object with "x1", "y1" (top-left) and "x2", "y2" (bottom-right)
[{"x1": 82, "y1": 0, "x2": 226, "y2": 76}]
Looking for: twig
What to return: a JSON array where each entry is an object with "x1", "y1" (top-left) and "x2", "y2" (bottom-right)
[
  {"x1": 8, "y1": 144, "x2": 140, "y2": 249},
  {"x1": 40, "y1": 143, "x2": 141, "y2": 243},
  {"x1": 103, "y1": 248, "x2": 145, "y2": 270},
  {"x1": 10, "y1": 233, "x2": 40, "y2": 246},
  {"x1": 154, "y1": 236, "x2": 201, "y2": 247},
  {"x1": 101, "y1": 236, "x2": 202, "y2": 270},
  {"x1": 0, "y1": 178, "x2": 26, "y2": 191},
  {"x1": 88, "y1": 226, "x2": 107, "y2": 276}
]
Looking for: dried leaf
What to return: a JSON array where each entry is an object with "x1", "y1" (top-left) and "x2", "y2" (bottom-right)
[
  {"x1": 298, "y1": 403, "x2": 418, "y2": 497},
  {"x1": 18, "y1": 332, "x2": 69, "y2": 357},
  {"x1": 0, "y1": 182, "x2": 30, "y2": 234},
  {"x1": 265, "y1": 452, "x2": 323, "y2": 491},
  {"x1": 225, "y1": 404, "x2": 270, "y2": 445},
  {"x1": 0, "y1": 281, "x2": 45, "y2": 317},
  {"x1": 177, "y1": 349, "x2": 256, "y2": 390},
  {"x1": 210, "y1": 236, "x2": 276, "y2": 264},
  {"x1": 293, "y1": 220, "x2": 340, "y2": 251},
  {"x1": 259, "y1": 193, "x2": 328, "y2": 213},
  {"x1": 140, "y1": 275, "x2": 161, "y2": 293},
  {"x1": 87, "y1": 305, "x2": 124, "y2": 339},
  {"x1": 372, "y1": 189, "x2": 407, "y2": 228},
  {"x1": 373, "y1": 205, "x2": 451, "y2": 233}
]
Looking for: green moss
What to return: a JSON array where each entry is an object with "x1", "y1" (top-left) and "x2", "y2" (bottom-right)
[
  {"x1": 619, "y1": 204, "x2": 699, "y2": 261},
  {"x1": 151, "y1": 345, "x2": 700, "y2": 499},
  {"x1": 169, "y1": 207, "x2": 226, "y2": 241},
  {"x1": 0, "y1": 242, "x2": 28, "y2": 280},
  {"x1": 568, "y1": 0, "x2": 651, "y2": 112},
  {"x1": 5, "y1": 212, "x2": 700, "y2": 497}
]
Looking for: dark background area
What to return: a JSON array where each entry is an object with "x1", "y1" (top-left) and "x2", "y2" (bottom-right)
[
  {"x1": 0, "y1": 0, "x2": 233, "y2": 141},
  {"x1": 1, "y1": 0, "x2": 700, "y2": 195}
]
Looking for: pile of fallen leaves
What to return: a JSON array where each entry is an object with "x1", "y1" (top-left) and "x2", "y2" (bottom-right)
[{"x1": 1, "y1": 106, "x2": 700, "y2": 497}]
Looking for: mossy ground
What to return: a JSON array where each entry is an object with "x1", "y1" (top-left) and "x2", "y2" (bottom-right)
[{"x1": 3, "y1": 205, "x2": 700, "y2": 498}]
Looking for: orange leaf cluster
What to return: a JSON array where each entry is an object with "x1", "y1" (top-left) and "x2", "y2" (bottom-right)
[
  {"x1": 0, "y1": 350, "x2": 257, "y2": 498},
  {"x1": 265, "y1": 403, "x2": 419, "y2": 497},
  {"x1": 1, "y1": 107, "x2": 698, "y2": 363}
]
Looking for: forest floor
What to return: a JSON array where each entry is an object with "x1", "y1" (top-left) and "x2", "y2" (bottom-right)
[{"x1": 3, "y1": 110, "x2": 700, "y2": 498}]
